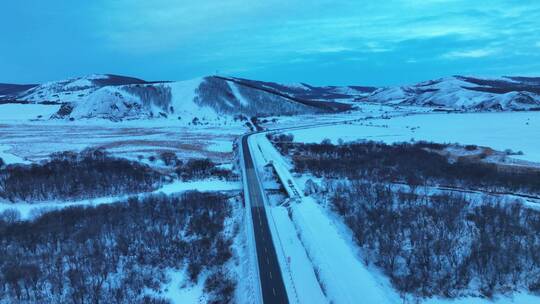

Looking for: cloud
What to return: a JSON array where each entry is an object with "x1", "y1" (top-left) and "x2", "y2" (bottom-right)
[
  {"x1": 297, "y1": 46, "x2": 353, "y2": 54},
  {"x1": 442, "y1": 48, "x2": 498, "y2": 59},
  {"x1": 95, "y1": 0, "x2": 288, "y2": 52},
  {"x1": 87, "y1": 0, "x2": 540, "y2": 84},
  {"x1": 4, "y1": 0, "x2": 540, "y2": 84},
  {"x1": 95, "y1": 0, "x2": 501, "y2": 55}
]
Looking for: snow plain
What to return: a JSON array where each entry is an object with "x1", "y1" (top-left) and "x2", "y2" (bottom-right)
[
  {"x1": 288, "y1": 111, "x2": 540, "y2": 163},
  {"x1": 0, "y1": 103, "x2": 60, "y2": 120},
  {"x1": 0, "y1": 144, "x2": 29, "y2": 164},
  {"x1": 0, "y1": 118, "x2": 244, "y2": 164}
]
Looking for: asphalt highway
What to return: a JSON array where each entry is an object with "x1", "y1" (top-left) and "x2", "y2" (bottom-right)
[{"x1": 241, "y1": 134, "x2": 289, "y2": 304}]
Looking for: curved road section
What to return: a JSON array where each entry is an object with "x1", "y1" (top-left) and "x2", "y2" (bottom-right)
[{"x1": 241, "y1": 134, "x2": 289, "y2": 304}]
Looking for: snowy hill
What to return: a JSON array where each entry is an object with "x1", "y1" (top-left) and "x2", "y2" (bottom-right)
[
  {"x1": 365, "y1": 76, "x2": 540, "y2": 111},
  {"x1": 63, "y1": 76, "x2": 339, "y2": 120},
  {"x1": 14, "y1": 74, "x2": 153, "y2": 105},
  {"x1": 3, "y1": 74, "x2": 540, "y2": 121},
  {"x1": 220, "y1": 76, "x2": 376, "y2": 107},
  {"x1": 1, "y1": 74, "x2": 354, "y2": 121},
  {"x1": 0, "y1": 83, "x2": 37, "y2": 99}
]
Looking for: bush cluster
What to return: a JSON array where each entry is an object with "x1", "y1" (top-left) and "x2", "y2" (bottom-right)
[
  {"x1": 0, "y1": 192, "x2": 236, "y2": 303},
  {"x1": 0, "y1": 149, "x2": 163, "y2": 202}
]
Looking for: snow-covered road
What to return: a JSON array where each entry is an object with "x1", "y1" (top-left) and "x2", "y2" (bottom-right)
[{"x1": 250, "y1": 132, "x2": 396, "y2": 304}]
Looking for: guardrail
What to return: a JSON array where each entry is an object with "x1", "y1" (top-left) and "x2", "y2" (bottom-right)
[{"x1": 268, "y1": 161, "x2": 302, "y2": 200}]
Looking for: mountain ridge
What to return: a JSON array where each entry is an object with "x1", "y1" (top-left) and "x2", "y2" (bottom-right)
[
  {"x1": 1, "y1": 74, "x2": 345, "y2": 121},
  {"x1": 365, "y1": 75, "x2": 540, "y2": 111},
  {"x1": 1, "y1": 73, "x2": 539, "y2": 121}
]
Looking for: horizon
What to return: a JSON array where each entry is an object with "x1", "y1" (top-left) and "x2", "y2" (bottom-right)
[
  {"x1": 2, "y1": 72, "x2": 540, "y2": 88},
  {"x1": 2, "y1": 1, "x2": 540, "y2": 86}
]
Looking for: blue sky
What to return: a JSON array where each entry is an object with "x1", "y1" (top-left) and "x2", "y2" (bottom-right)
[{"x1": 1, "y1": 0, "x2": 540, "y2": 86}]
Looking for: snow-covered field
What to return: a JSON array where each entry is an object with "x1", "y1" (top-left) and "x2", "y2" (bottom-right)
[
  {"x1": 287, "y1": 111, "x2": 540, "y2": 163},
  {"x1": 0, "y1": 104, "x2": 249, "y2": 303},
  {"x1": 261, "y1": 103, "x2": 431, "y2": 130},
  {"x1": 150, "y1": 269, "x2": 206, "y2": 304},
  {"x1": 0, "y1": 103, "x2": 61, "y2": 120},
  {"x1": 0, "y1": 144, "x2": 29, "y2": 164},
  {"x1": 423, "y1": 293, "x2": 540, "y2": 304},
  {"x1": 0, "y1": 118, "x2": 245, "y2": 164}
]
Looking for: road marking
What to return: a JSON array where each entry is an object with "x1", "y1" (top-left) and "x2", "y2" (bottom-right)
[{"x1": 243, "y1": 135, "x2": 291, "y2": 303}]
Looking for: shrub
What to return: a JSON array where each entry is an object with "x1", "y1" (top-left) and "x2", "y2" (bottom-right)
[
  {"x1": 0, "y1": 192, "x2": 236, "y2": 303},
  {"x1": 283, "y1": 141, "x2": 540, "y2": 194},
  {"x1": 159, "y1": 151, "x2": 178, "y2": 166},
  {"x1": 0, "y1": 149, "x2": 162, "y2": 202},
  {"x1": 328, "y1": 181, "x2": 540, "y2": 298}
]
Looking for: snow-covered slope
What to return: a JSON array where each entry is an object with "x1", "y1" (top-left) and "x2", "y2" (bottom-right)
[
  {"x1": 228, "y1": 76, "x2": 377, "y2": 100},
  {"x1": 78, "y1": 77, "x2": 336, "y2": 120},
  {"x1": 65, "y1": 78, "x2": 217, "y2": 120},
  {"x1": 3, "y1": 74, "x2": 539, "y2": 121},
  {"x1": 366, "y1": 76, "x2": 540, "y2": 111},
  {"x1": 222, "y1": 76, "x2": 374, "y2": 108},
  {"x1": 0, "y1": 83, "x2": 37, "y2": 99},
  {"x1": 1, "y1": 75, "x2": 349, "y2": 121},
  {"x1": 13, "y1": 74, "x2": 151, "y2": 104}
]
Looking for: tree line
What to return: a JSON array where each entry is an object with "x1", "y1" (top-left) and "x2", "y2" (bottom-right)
[
  {"x1": 0, "y1": 148, "x2": 237, "y2": 203},
  {"x1": 274, "y1": 140, "x2": 540, "y2": 195},
  {"x1": 0, "y1": 149, "x2": 164, "y2": 202}
]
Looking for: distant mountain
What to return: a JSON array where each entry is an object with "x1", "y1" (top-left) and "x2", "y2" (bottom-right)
[
  {"x1": 219, "y1": 76, "x2": 376, "y2": 108},
  {"x1": 0, "y1": 83, "x2": 37, "y2": 101},
  {"x1": 364, "y1": 76, "x2": 540, "y2": 111},
  {"x1": 12, "y1": 74, "x2": 154, "y2": 104},
  {"x1": 0, "y1": 74, "x2": 356, "y2": 121},
  {"x1": 2, "y1": 74, "x2": 539, "y2": 121}
]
